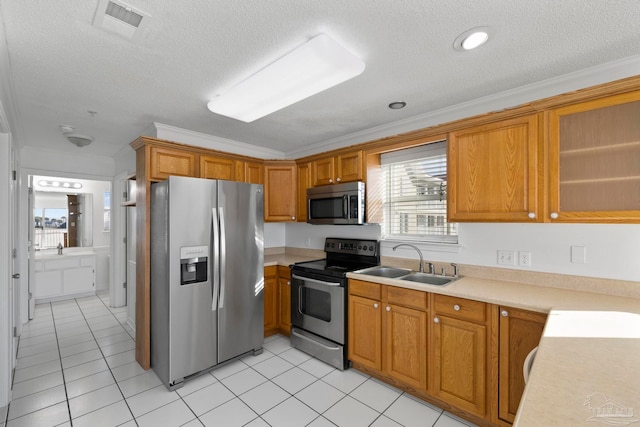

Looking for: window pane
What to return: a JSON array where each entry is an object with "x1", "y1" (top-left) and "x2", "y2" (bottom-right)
[{"x1": 382, "y1": 142, "x2": 457, "y2": 243}]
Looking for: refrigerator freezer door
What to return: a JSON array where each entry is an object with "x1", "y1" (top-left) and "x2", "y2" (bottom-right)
[
  {"x1": 151, "y1": 177, "x2": 218, "y2": 387},
  {"x1": 217, "y1": 181, "x2": 264, "y2": 363}
]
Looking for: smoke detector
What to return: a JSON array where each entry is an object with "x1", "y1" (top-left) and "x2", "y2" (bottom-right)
[
  {"x1": 60, "y1": 125, "x2": 94, "y2": 148},
  {"x1": 93, "y1": 0, "x2": 150, "y2": 41}
]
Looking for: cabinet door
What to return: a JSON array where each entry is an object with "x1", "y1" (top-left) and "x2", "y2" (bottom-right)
[
  {"x1": 264, "y1": 163, "x2": 297, "y2": 222},
  {"x1": 149, "y1": 146, "x2": 197, "y2": 181},
  {"x1": 432, "y1": 315, "x2": 487, "y2": 416},
  {"x1": 548, "y1": 91, "x2": 640, "y2": 222},
  {"x1": 312, "y1": 157, "x2": 336, "y2": 186},
  {"x1": 497, "y1": 307, "x2": 546, "y2": 424},
  {"x1": 264, "y1": 272, "x2": 278, "y2": 337},
  {"x1": 200, "y1": 155, "x2": 238, "y2": 181},
  {"x1": 448, "y1": 115, "x2": 541, "y2": 222},
  {"x1": 63, "y1": 267, "x2": 95, "y2": 295},
  {"x1": 244, "y1": 161, "x2": 264, "y2": 184},
  {"x1": 278, "y1": 276, "x2": 291, "y2": 335},
  {"x1": 384, "y1": 304, "x2": 427, "y2": 391},
  {"x1": 348, "y1": 294, "x2": 382, "y2": 371},
  {"x1": 297, "y1": 162, "x2": 311, "y2": 222},
  {"x1": 336, "y1": 151, "x2": 363, "y2": 183}
]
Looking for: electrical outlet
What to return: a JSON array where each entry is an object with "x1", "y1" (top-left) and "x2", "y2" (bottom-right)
[
  {"x1": 518, "y1": 251, "x2": 531, "y2": 266},
  {"x1": 304, "y1": 237, "x2": 311, "y2": 247},
  {"x1": 571, "y1": 246, "x2": 586, "y2": 264},
  {"x1": 497, "y1": 250, "x2": 516, "y2": 266}
]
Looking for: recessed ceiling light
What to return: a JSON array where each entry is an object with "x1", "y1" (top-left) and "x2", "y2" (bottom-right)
[
  {"x1": 453, "y1": 27, "x2": 494, "y2": 51},
  {"x1": 388, "y1": 101, "x2": 407, "y2": 110}
]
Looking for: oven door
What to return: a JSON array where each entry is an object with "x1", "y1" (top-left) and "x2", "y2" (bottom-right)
[{"x1": 291, "y1": 273, "x2": 346, "y2": 344}]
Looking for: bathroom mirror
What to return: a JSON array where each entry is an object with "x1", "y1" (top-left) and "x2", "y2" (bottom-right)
[{"x1": 32, "y1": 175, "x2": 111, "y2": 250}]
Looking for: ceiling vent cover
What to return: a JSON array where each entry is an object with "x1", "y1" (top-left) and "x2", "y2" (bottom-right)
[{"x1": 93, "y1": 0, "x2": 149, "y2": 41}]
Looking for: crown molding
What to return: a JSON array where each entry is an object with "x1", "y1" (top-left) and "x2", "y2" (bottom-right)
[
  {"x1": 152, "y1": 122, "x2": 286, "y2": 160},
  {"x1": 285, "y1": 54, "x2": 640, "y2": 159}
]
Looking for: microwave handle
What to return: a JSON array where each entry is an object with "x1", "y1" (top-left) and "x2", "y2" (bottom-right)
[{"x1": 343, "y1": 194, "x2": 349, "y2": 219}]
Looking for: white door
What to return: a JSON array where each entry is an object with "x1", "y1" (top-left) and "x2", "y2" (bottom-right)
[{"x1": 27, "y1": 182, "x2": 35, "y2": 319}]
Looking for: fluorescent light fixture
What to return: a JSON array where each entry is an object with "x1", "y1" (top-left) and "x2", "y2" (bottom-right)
[
  {"x1": 207, "y1": 34, "x2": 365, "y2": 122},
  {"x1": 453, "y1": 27, "x2": 494, "y2": 51}
]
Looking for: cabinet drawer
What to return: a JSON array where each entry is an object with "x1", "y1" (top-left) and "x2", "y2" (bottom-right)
[
  {"x1": 434, "y1": 294, "x2": 486, "y2": 323},
  {"x1": 387, "y1": 286, "x2": 427, "y2": 311},
  {"x1": 349, "y1": 280, "x2": 381, "y2": 300}
]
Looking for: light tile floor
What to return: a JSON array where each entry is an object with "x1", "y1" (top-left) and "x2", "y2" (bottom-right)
[{"x1": 2, "y1": 293, "x2": 478, "y2": 427}]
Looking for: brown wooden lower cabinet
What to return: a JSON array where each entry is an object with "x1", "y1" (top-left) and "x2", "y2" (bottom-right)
[
  {"x1": 264, "y1": 266, "x2": 278, "y2": 337},
  {"x1": 348, "y1": 279, "x2": 547, "y2": 427},
  {"x1": 277, "y1": 266, "x2": 291, "y2": 335},
  {"x1": 495, "y1": 306, "x2": 546, "y2": 425},
  {"x1": 264, "y1": 265, "x2": 292, "y2": 337},
  {"x1": 348, "y1": 280, "x2": 428, "y2": 391}
]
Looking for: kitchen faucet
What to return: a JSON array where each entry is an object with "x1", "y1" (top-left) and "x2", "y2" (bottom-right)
[{"x1": 392, "y1": 243, "x2": 426, "y2": 273}]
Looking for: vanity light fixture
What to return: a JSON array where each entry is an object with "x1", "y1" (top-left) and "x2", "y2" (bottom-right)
[
  {"x1": 39, "y1": 180, "x2": 83, "y2": 189},
  {"x1": 207, "y1": 33, "x2": 366, "y2": 122},
  {"x1": 453, "y1": 27, "x2": 494, "y2": 51}
]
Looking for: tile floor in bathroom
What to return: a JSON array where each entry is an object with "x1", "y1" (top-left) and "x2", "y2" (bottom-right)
[{"x1": 1, "y1": 293, "x2": 478, "y2": 427}]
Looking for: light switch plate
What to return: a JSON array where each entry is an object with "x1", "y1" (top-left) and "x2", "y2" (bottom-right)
[{"x1": 497, "y1": 250, "x2": 516, "y2": 266}]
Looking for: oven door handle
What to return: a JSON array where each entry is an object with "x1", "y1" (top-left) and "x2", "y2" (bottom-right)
[
  {"x1": 292, "y1": 274, "x2": 342, "y2": 287},
  {"x1": 291, "y1": 329, "x2": 341, "y2": 350}
]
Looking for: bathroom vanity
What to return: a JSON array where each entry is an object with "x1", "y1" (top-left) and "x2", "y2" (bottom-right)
[{"x1": 34, "y1": 251, "x2": 96, "y2": 302}]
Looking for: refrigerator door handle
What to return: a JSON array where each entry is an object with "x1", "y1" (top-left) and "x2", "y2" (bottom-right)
[
  {"x1": 219, "y1": 207, "x2": 226, "y2": 309},
  {"x1": 211, "y1": 207, "x2": 220, "y2": 312}
]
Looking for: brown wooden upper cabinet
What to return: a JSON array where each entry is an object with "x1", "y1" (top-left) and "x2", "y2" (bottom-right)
[
  {"x1": 447, "y1": 115, "x2": 541, "y2": 222},
  {"x1": 244, "y1": 161, "x2": 264, "y2": 185},
  {"x1": 199, "y1": 154, "x2": 239, "y2": 181},
  {"x1": 296, "y1": 162, "x2": 311, "y2": 222},
  {"x1": 311, "y1": 150, "x2": 364, "y2": 186},
  {"x1": 264, "y1": 162, "x2": 297, "y2": 222},
  {"x1": 547, "y1": 90, "x2": 640, "y2": 222},
  {"x1": 149, "y1": 146, "x2": 197, "y2": 181}
]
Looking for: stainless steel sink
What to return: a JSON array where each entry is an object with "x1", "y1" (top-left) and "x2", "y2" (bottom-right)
[
  {"x1": 398, "y1": 273, "x2": 453, "y2": 286},
  {"x1": 354, "y1": 266, "x2": 411, "y2": 278}
]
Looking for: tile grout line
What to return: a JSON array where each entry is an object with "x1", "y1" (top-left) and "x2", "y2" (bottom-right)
[{"x1": 72, "y1": 294, "x2": 138, "y2": 425}]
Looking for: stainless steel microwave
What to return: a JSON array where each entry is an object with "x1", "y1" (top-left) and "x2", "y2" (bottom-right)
[{"x1": 307, "y1": 181, "x2": 365, "y2": 225}]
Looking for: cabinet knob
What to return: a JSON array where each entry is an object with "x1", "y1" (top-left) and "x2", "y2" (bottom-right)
[
  {"x1": 386, "y1": 306, "x2": 391, "y2": 312},
  {"x1": 336, "y1": 177, "x2": 341, "y2": 182},
  {"x1": 286, "y1": 281, "x2": 290, "y2": 286},
  {"x1": 291, "y1": 216, "x2": 296, "y2": 220},
  {"x1": 501, "y1": 310, "x2": 509, "y2": 317},
  {"x1": 528, "y1": 212, "x2": 536, "y2": 219},
  {"x1": 329, "y1": 178, "x2": 333, "y2": 183},
  {"x1": 374, "y1": 303, "x2": 379, "y2": 309},
  {"x1": 550, "y1": 212, "x2": 559, "y2": 219},
  {"x1": 453, "y1": 304, "x2": 460, "y2": 311},
  {"x1": 434, "y1": 317, "x2": 440, "y2": 323}
]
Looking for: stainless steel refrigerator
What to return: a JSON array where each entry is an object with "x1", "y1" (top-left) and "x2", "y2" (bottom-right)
[{"x1": 150, "y1": 176, "x2": 264, "y2": 390}]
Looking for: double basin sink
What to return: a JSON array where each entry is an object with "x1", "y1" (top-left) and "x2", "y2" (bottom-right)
[{"x1": 353, "y1": 266, "x2": 456, "y2": 286}]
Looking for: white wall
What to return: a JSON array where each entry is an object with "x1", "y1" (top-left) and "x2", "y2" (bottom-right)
[
  {"x1": 0, "y1": 133, "x2": 12, "y2": 407},
  {"x1": 284, "y1": 222, "x2": 640, "y2": 282}
]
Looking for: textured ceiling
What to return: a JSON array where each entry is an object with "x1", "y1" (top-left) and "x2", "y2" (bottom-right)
[{"x1": 1, "y1": 0, "x2": 640, "y2": 158}]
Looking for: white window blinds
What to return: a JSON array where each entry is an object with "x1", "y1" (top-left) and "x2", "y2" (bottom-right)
[{"x1": 380, "y1": 141, "x2": 458, "y2": 243}]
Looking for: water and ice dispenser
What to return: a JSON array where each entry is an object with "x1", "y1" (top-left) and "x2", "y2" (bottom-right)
[{"x1": 180, "y1": 246, "x2": 208, "y2": 285}]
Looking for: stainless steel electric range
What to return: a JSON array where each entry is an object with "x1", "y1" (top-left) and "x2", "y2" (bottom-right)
[{"x1": 290, "y1": 237, "x2": 380, "y2": 370}]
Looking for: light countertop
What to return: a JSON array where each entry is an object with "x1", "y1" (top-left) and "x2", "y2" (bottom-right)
[
  {"x1": 264, "y1": 252, "x2": 640, "y2": 425},
  {"x1": 346, "y1": 272, "x2": 640, "y2": 427}
]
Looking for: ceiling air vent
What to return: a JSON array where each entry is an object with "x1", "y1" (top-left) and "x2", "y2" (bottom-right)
[{"x1": 93, "y1": 0, "x2": 149, "y2": 41}]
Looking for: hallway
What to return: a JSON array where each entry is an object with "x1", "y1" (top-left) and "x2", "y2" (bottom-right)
[{"x1": 2, "y1": 294, "x2": 475, "y2": 427}]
